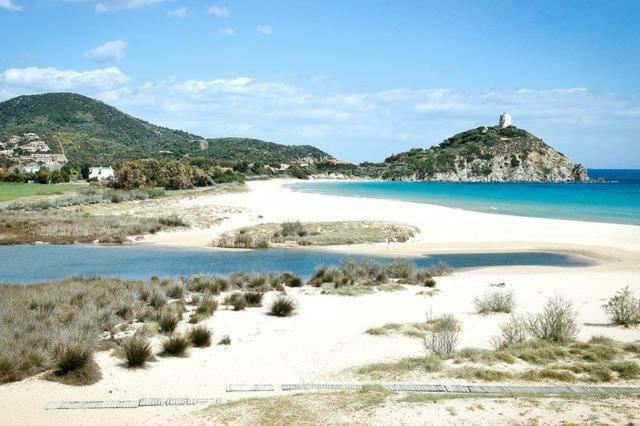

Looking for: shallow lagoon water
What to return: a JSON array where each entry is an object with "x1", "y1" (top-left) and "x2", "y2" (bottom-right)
[{"x1": 0, "y1": 244, "x2": 594, "y2": 285}]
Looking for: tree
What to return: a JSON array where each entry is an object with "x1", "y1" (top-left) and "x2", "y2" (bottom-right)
[
  {"x1": 35, "y1": 166, "x2": 50, "y2": 184},
  {"x1": 80, "y1": 164, "x2": 91, "y2": 180}
]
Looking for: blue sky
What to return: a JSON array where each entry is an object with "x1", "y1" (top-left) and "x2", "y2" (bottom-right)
[{"x1": 1, "y1": 0, "x2": 639, "y2": 167}]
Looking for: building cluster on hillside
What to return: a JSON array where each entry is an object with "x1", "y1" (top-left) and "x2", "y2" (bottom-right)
[
  {"x1": 293, "y1": 156, "x2": 346, "y2": 168},
  {"x1": 0, "y1": 133, "x2": 68, "y2": 171}
]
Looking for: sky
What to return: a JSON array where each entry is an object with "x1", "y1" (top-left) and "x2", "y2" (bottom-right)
[{"x1": 1, "y1": 1, "x2": 639, "y2": 167}]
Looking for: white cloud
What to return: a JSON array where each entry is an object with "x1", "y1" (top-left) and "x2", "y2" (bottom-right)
[
  {"x1": 84, "y1": 40, "x2": 128, "y2": 62},
  {"x1": 0, "y1": 0, "x2": 21, "y2": 11},
  {"x1": 60, "y1": 0, "x2": 166, "y2": 13},
  {"x1": 219, "y1": 27, "x2": 235, "y2": 37},
  {"x1": 168, "y1": 6, "x2": 187, "y2": 18},
  {"x1": 0, "y1": 66, "x2": 129, "y2": 92},
  {"x1": 257, "y1": 25, "x2": 273, "y2": 36},
  {"x1": 208, "y1": 5, "x2": 229, "y2": 18}
]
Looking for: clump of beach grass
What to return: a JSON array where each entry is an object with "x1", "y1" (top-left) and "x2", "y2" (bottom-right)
[
  {"x1": 160, "y1": 334, "x2": 190, "y2": 357},
  {"x1": 269, "y1": 295, "x2": 297, "y2": 317},
  {"x1": 218, "y1": 335, "x2": 231, "y2": 345},
  {"x1": 47, "y1": 341, "x2": 101, "y2": 386},
  {"x1": 473, "y1": 289, "x2": 516, "y2": 314},
  {"x1": 190, "y1": 295, "x2": 218, "y2": 323},
  {"x1": 158, "y1": 309, "x2": 180, "y2": 333},
  {"x1": 188, "y1": 326, "x2": 212, "y2": 348},
  {"x1": 243, "y1": 291, "x2": 264, "y2": 307},
  {"x1": 122, "y1": 337, "x2": 154, "y2": 368},
  {"x1": 166, "y1": 282, "x2": 185, "y2": 299},
  {"x1": 223, "y1": 293, "x2": 247, "y2": 311}
]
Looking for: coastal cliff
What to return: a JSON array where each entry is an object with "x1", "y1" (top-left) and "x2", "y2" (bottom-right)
[{"x1": 357, "y1": 119, "x2": 589, "y2": 182}]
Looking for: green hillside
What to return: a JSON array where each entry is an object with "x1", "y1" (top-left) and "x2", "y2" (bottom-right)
[
  {"x1": 203, "y1": 137, "x2": 331, "y2": 165},
  {"x1": 0, "y1": 93, "x2": 333, "y2": 165},
  {"x1": 358, "y1": 125, "x2": 588, "y2": 182},
  {"x1": 0, "y1": 93, "x2": 201, "y2": 164}
]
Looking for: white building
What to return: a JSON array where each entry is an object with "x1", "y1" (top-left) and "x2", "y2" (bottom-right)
[
  {"x1": 89, "y1": 166, "x2": 115, "y2": 181},
  {"x1": 498, "y1": 112, "x2": 512, "y2": 128}
]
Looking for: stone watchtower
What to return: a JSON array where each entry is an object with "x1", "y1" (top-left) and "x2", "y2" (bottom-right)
[{"x1": 498, "y1": 112, "x2": 512, "y2": 128}]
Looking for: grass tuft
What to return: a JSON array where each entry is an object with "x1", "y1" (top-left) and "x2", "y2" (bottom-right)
[
  {"x1": 122, "y1": 337, "x2": 154, "y2": 368},
  {"x1": 160, "y1": 334, "x2": 190, "y2": 357},
  {"x1": 187, "y1": 326, "x2": 212, "y2": 348},
  {"x1": 269, "y1": 295, "x2": 297, "y2": 317}
]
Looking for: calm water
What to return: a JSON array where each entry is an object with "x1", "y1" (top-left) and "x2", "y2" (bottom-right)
[
  {"x1": 291, "y1": 169, "x2": 640, "y2": 225},
  {"x1": 0, "y1": 245, "x2": 594, "y2": 285}
]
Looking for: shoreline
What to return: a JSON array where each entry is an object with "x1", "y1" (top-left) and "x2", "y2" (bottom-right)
[{"x1": 136, "y1": 179, "x2": 640, "y2": 260}]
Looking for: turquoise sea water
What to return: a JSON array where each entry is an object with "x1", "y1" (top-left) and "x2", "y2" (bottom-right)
[
  {"x1": 290, "y1": 169, "x2": 640, "y2": 225},
  {"x1": 0, "y1": 245, "x2": 593, "y2": 285}
]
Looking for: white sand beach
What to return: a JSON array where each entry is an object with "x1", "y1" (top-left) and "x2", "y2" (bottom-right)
[{"x1": 2, "y1": 179, "x2": 639, "y2": 425}]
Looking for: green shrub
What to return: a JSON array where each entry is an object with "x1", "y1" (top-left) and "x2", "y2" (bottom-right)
[
  {"x1": 122, "y1": 337, "x2": 154, "y2": 368},
  {"x1": 188, "y1": 326, "x2": 212, "y2": 348},
  {"x1": 269, "y1": 295, "x2": 297, "y2": 317},
  {"x1": 415, "y1": 270, "x2": 436, "y2": 287},
  {"x1": 383, "y1": 259, "x2": 416, "y2": 279},
  {"x1": 158, "y1": 215, "x2": 188, "y2": 227},
  {"x1": 160, "y1": 334, "x2": 190, "y2": 357},
  {"x1": 602, "y1": 287, "x2": 640, "y2": 327},
  {"x1": 281, "y1": 221, "x2": 305, "y2": 237},
  {"x1": 474, "y1": 290, "x2": 515, "y2": 314},
  {"x1": 424, "y1": 314, "x2": 461, "y2": 358},
  {"x1": 280, "y1": 272, "x2": 303, "y2": 287},
  {"x1": 525, "y1": 296, "x2": 579, "y2": 343}
]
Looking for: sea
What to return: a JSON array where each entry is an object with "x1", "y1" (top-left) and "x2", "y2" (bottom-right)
[{"x1": 290, "y1": 169, "x2": 640, "y2": 226}]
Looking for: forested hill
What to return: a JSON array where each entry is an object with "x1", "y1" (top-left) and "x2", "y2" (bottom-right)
[
  {"x1": 203, "y1": 138, "x2": 331, "y2": 165},
  {"x1": 0, "y1": 93, "x2": 333, "y2": 165}
]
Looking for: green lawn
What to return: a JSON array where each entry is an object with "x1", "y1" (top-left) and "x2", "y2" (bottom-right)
[{"x1": 0, "y1": 183, "x2": 83, "y2": 202}]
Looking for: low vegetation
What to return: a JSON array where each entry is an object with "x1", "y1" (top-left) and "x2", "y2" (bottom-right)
[
  {"x1": 602, "y1": 286, "x2": 640, "y2": 327},
  {"x1": 358, "y1": 295, "x2": 640, "y2": 384},
  {"x1": 0, "y1": 182, "x2": 82, "y2": 203},
  {"x1": 473, "y1": 289, "x2": 516, "y2": 314},
  {"x1": 307, "y1": 258, "x2": 449, "y2": 296},
  {"x1": 214, "y1": 221, "x2": 417, "y2": 248},
  {"x1": 268, "y1": 295, "x2": 297, "y2": 317},
  {"x1": 47, "y1": 341, "x2": 101, "y2": 386},
  {"x1": 423, "y1": 314, "x2": 462, "y2": 358},
  {"x1": 0, "y1": 210, "x2": 185, "y2": 244},
  {"x1": 188, "y1": 326, "x2": 212, "y2": 348},
  {"x1": 122, "y1": 337, "x2": 154, "y2": 368},
  {"x1": 160, "y1": 334, "x2": 190, "y2": 357}
]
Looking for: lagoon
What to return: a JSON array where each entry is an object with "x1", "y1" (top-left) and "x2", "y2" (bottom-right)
[{"x1": 0, "y1": 244, "x2": 594, "y2": 285}]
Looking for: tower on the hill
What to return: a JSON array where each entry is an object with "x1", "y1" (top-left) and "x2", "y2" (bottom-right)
[{"x1": 498, "y1": 112, "x2": 512, "y2": 128}]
